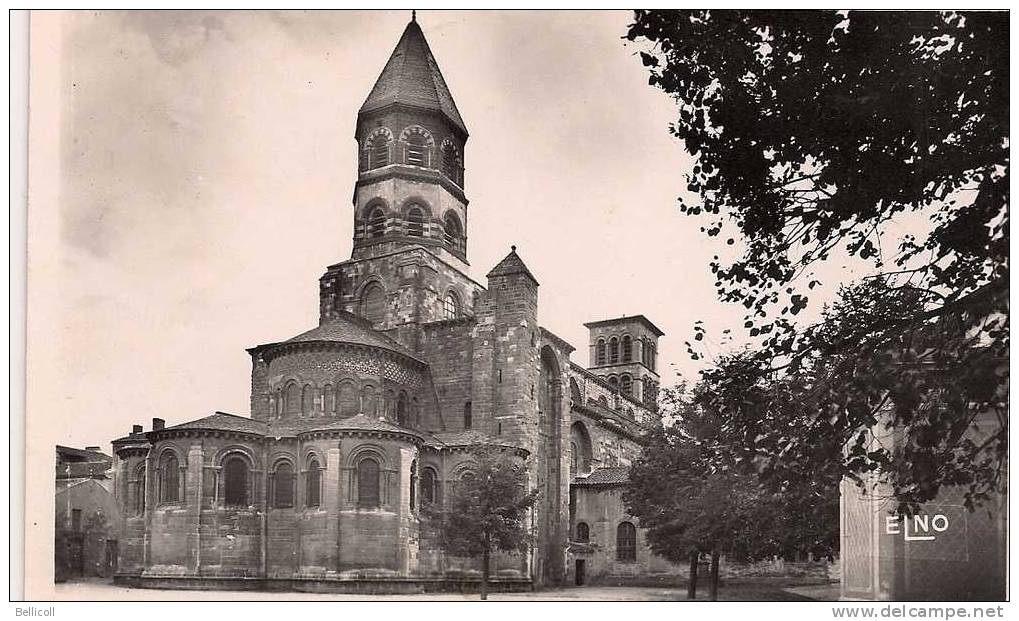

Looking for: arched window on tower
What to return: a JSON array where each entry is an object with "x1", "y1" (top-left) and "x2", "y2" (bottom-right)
[
  {"x1": 369, "y1": 132, "x2": 390, "y2": 168},
  {"x1": 609, "y1": 337, "x2": 620, "y2": 364},
  {"x1": 620, "y1": 374, "x2": 633, "y2": 396},
  {"x1": 442, "y1": 291, "x2": 460, "y2": 320},
  {"x1": 368, "y1": 207, "x2": 386, "y2": 238},
  {"x1": 405, "y1": 132, "x2": 429, "y2": 167},
  {"x1": 357, "y1": 458, "x2": 381, "y2": 508},
  {"x1": 595, "y1": 339, "x2": 606, "y2": 366},
  {"x1": 443, "y1": 213, "x2": 463, "y2": 253},
  {"x1": 608, "y1": 375, "x2": 619, "y2": 390},
  {"x1": 617, "y1": 521, "x2": 637, "y2": 561},
  {"x1": 361, "y1": 283, "x2": 385, "y2": 325},
  {"x1": 223, "y1": 456, "x2": 249, "y2": 507},
  {"x1": 406, "y1": 205, "x2": 425, "y2": 237},
  {"x1": 622, "y1": 335, "x2": 633, "y2": 362},
  {"x1": 306, "y1": 458, "x2": 321, "y2": 508},
  {"x1": 441, "y1": 140, "x2": 461, "y2": 185}
]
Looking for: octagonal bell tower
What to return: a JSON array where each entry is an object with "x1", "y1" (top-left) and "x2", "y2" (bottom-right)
[{"x1": 352, "y1": 14, "x2": 469, "y2": 268}]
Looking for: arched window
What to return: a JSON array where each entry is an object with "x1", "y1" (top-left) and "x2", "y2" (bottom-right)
[
  {"x1": 323, "y1": 384, "x2": 335, "y2": 415},
  {"x1": 617, "y1": 522, "x2": 637, "y2": 561},
  {"x1": 641, "y1": 338, "x2": 649, "y2": 366},
  {"x1": 442, "y1": 292, "x2": 460, "y2": 320},
  {"x1": 362, "y1": 385, "x2": 378, "y2": 417},
  {"x1": 609, "y1": 337, "x2": 620, "y2": 364},
  {"x1": 396, "y1": 392, "x2": 408, "y2": 426},
  {"x1": 285, "y1": 382, "x2": 300, "y2": 415},
  {"x1": 598, "y1": 395, "x2": 608, "y2": 408},
  {"x1": 275, "y1": 388, "x2": 282, "y2": 418},
  {"x1": 361, "y1": 283, "x2": 385, "y2": 325},
  {"x1": 357, "y1": 458, "x2": 381, "y2": 508},
  {"x1": 306, "y1": 458, "x2": 321, "y2": 508},
  {"x1": 409, "y1": 460, "x2": 417, "y2": 509},
  {"x1": 608, "y1": 376, "x2": 619, "y2": 390},
  {"x1": 223, "y1": 456, "x2": 249, "y2": 507},
  {"x1": 576, "y1": 522, "x2": 590, "y2": 543},
  {"x1": 159, "y1": 453, "x2": 179, "y2": 504},
  {"x1": 595, "y1": 339, "x2": 606, "y2": 366},
  {"x1": 406, "y1": 205, "x2": 426, "y2": 237},
  {"x1": 134, "y1": 465, "x2": 146, "y2": 515},
  {"x1": 420, "y1": 467, "x2": 437, "y2": 506},
  {"x1": 338, "y1": 381, "x2": 358, "y2": 417},
  {"x1": 405, "y1": 132, "x2": 429, "y2": 167},
  {"x1": 622, "y1": 335, "x2": 633, "y2": 362},
  {"x1": 571, "y1": 421, "x2": 593, "y2": 475},
  {"x1": 368, "y1": 207, "x2": 386, "y2": 238},
  {"x1": 303, "y1": 456, "x2": 319, "y2": 505},
  {"x1": 443, "y1": 213, "x2": 462, "y2": 252},
  {"x1": 620, "y1": 374, "x2": 633, "y2": 396},
  {"x1": 369, "y1": 132, "x2": 390, "y2": 168},
  {"x1": 441, "y1": 140, "x2": 461, "y2": 185},
  {"x1": 273, "y1": 462, "x2": 294, "y2": 508},
  {"x1": 569, "y1": 377, "x2": 581, "y2": 404},
  {"x1": 301, "y1": 384, "x2": 314, "y2": 415},
  {"x1": 463, "y1": 401, "x2": 472, "y2": 430}
]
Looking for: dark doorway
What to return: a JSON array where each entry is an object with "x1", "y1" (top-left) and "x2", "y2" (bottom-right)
[
  {"x1": 575, "y1": 559, "x2": 586, "y2": 586},
  {"x1": 68, "y1": 535, "x2": 84, "y2": 577},
  {"x1": 104, "y1": 539, "x2": 118, "y2": 576}
]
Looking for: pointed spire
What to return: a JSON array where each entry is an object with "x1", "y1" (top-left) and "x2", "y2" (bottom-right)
[
  {"x1": 487, "y1": 245, "x2": 539, "y2": 286},
  {"x1": 359, "y1": 17, "x2": 467, "y2": 135}
]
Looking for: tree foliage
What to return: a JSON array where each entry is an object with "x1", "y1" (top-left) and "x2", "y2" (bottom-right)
[
  {"x1": 423, "y1": 446, "x2": 537, "y2": 599},
  {"x1": 626, "y1": 10, "x2": 1008, "y2": 512},
  {"x1": 624, "y1": 386, "x2": 839, "y2": 570}
]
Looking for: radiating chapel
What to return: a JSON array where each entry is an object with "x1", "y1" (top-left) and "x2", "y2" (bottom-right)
[{"x1": 112, "y1": 16, "x2": 676, "y2": 591}]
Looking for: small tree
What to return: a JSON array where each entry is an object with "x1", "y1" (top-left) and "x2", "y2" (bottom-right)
[{"x1": 424, "y1": 446, "x2": 538, "y2": 600}]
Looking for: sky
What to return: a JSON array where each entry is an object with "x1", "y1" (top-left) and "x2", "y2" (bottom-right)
[{"x1": 36, "y1": 10, "x2": 811, "y2": 452}]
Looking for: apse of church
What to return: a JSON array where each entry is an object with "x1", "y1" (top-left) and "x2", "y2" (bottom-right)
[{"x1": 110, "y1": 15, "x2": 669, "y2": 592}]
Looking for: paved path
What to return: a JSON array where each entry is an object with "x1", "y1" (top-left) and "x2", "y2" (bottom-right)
[{"x1": 51, "y1": 580, "x2": 838, "y2": 602}]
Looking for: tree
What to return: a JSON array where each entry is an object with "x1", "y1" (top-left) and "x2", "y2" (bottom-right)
[
  {"x1": 423, "y1": 446, "x2": 538, "y2": 600},
  {"x1": 626, "y1": 10, "x2": 1008, "y2": 511},
  {"x1": 624, "y1": 387, "x2": 839, "y2": 600}
]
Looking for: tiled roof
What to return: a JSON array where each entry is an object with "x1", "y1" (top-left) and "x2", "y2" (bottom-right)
[
  {"x1": 487, "y1": 246, "x2": 538, "y2": 285},
  {"x1": 56, "y1": 445, "x2": 111, "y2": 462},
  {"x1": 266, "y1": 414, "x2": 417, "y2": 437},
  {"x1": 360, "y1": 18, "x2": 467, "y2": 135},
  {"x1": 573, "y1": 466, "x2": 630, "y2": 486},
  {"x1": 281, "y1": 313, "x2": 416, "y2": 358},
  {"x1": 161, "y1": 412, "x2": 268, "y2": 435}
]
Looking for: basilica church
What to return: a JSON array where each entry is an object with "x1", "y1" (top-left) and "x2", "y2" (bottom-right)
[{"x1": 111, "y1": 16, "x2": 676, "y2": 592}]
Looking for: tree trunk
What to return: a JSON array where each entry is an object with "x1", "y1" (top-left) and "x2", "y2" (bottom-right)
[
  {"x1": 687, "y1": 550, "x2": 698, "y2": 600},
  {"x1": 481, "y1": 537, "x2": 490, "y2": 601},
  {"x1": 708, "y1": 550, "x2": 720, "y2": 601}
]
